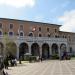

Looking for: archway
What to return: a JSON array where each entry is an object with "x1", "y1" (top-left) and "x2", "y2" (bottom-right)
[
  {"x1": 6, "y1": 42, "x2": 17, "y2": 58},
  {"x1": 0, "y1": 42, "x2": 4, "y2": 56},
  {"x1": 19, "y1": 43, "x2": 29, "y2": 59},
  {"x1": 31, "y1": 43, "x2": 40, "y2": 56},
  {"x1": 60, "y1": 44, "x2": 66, "y2": 56},
  {"x1": 52, "y1": 43, "x2": 58, "y2": 55},
  {"x1": 42, "y1": 43, "x2": 50, "y2": 59}
]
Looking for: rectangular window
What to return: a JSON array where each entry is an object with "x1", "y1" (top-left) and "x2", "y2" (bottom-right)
[
  {"x1": 55, "y1": 29, "x2": 57, "y2": 33},
  {"x1": 39, "y1": 27, "x2": 41, "y2": 31},
  {"x1": 20, "y1": 25, "x2": 23, "y2": 30},
  {"x1": 10, "y1": 24, "x2": 13, "y2": 29},
  {"x1": 47, "y1": 28, "x2": 49, "y2": 32},
  {"x1": 0, "y1": 23, "x2": 2, "y2": 29}
]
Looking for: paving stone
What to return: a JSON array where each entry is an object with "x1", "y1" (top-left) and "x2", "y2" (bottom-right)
[{"x1": 5, "y1": 60, "x2": 75, "y2": 75}]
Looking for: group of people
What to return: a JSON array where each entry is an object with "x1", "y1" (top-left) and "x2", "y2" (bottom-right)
[
  {"x1": 61, "y1": 51, "x2": 71, "y2": 60},
  {"x1": 0, "y1": 54, "x2": 17, "y2": 75},
  {"x1": 4, "y1": 55, "x2": 17, "y2": 69}
]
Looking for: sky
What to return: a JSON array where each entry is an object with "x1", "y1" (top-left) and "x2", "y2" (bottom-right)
[{"x1": 0, "y1": 0, "x2": 75, "y2": 32}]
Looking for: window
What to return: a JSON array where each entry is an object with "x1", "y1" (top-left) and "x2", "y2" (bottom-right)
[
  {"x1": 39, "y1": 34, "x2": 42, "y2": 37},
  {"x1": 20, "y1": 25, "x2": 23, "y2": 30},
  {"x1": 9, "y1": 32, "x2": 13, "y2": 36},
  {"x1": 47, "y1": 28, "x2": 49, "y2": 32},
  {"x1": 20, "y1": 32, "x2": 24, "y2": 36},
  {"x1": 29, "y1": 32, "x2": 33, "y2": 37},
  {"x1": 55, "y1": 35, "x2": 58, "y2": 38},
  {"x1": 48, "y1": 34, "x2": 50, "y2": 37},
  {"x1": 39, "y1": 27, "x2": 41, "y2": 31},
  {"x1": 0, "y1": 23, "x2": 2, "y2": 29},
  {"x1": 65, "y1": 36, "x2": 66, "y2": 38},
  {"x1": 70, "y1": 47, "x2": 72, "y2": 53},
  {"x1": 55, "y1": 29, "x2": 57, "y2": 33},
  {"x1": 0, "y1": 31, "x2": 2, "y2": 36},
  {"x1": 9, "y1": 24, "x2": 13, "y2": 29}
]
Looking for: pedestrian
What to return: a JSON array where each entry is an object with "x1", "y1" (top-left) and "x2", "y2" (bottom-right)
[
  {"x1": 0, "y1": 58, "x2": 6, "y2": 75},
  {"x1": 14, "y1": 58, "x2": 17, "y2": 66},
  {"x1": 39, "y1": 56, "x2": 43, "y2": 62},
  {"x1": 4, "y1": 57, "x2": 9, "y2": 69}
]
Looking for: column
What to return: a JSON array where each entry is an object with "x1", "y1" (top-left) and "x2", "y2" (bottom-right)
[
  {"x1": 66, "y1": 44, "x2": 69, "y2": 52},
  {"x1": 29, "y1": 45, "x2": 31, "y2": 55},
  {"x1": 16, "y1": 45, "x2": 19, "y2": 60},
  {"x1": 49, "y1": 45, "x2": 52, "y2": 56},
  {"x1": 39, "y1": 46, "x2": 42, "y2": 57},
  {"x1": 58, "y1": 44, "x2": 61, "y2": 59}
]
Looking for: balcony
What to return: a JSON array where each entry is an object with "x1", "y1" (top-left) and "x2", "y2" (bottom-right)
[
  {"x1": 17, "y1": 36, "x2": 67, "y2": 43},
  {"x1": 0, "y1": 36, "x2": 67, "y2": 43}
]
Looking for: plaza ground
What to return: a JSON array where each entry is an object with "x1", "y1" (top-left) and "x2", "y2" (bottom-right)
[{"x1": 5, "y1": 60, "x2": 75, "y2": 75}]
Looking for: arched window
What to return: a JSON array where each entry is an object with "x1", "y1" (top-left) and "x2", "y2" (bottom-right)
[
  {"x1": 9, "y1": 32, "x2": 13, "y2": 36},
  {"x1": 48, "y1": 34, "x2": 50, "y2": 37},
  {"x1": 20, "y1": 32, "x2": 24, "y2": 36},
  {"x1": 28, "y1": 32, "x2": 33, "y2": 37},
  {"x1": 39, "y1": 34, "x2": 42, "y2": 37}
]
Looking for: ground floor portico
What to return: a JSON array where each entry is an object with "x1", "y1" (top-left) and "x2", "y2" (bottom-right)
[{"x1": 0, "y1": 37, "x2": 68, "y2": 59}]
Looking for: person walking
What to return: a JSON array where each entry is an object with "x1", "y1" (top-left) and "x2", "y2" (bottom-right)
[
  {"x1": 0, "y1": 57, "x2": 6, "y2": 75},
  {"x1": 4, "y1": 57, "x2": 9, "y2": 69}
]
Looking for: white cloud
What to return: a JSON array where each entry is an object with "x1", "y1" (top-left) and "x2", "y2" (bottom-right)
[
  {"x1": 58, "y1": 10, "x2": 75, "y2": 32},
  {"x1": 0, "y1": 0, "x2": 36, "y2": 8}
]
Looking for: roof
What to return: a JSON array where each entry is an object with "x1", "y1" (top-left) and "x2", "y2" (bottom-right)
[
  {"x1": 0, "y1": 18, "x2": 62, "y2": 27},
  {"x1": 59, "y1": 31, "x2": 75, "y2": 34}
]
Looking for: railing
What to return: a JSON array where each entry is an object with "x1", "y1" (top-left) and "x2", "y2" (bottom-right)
[
  {"x1": 0, "y1": 36, "x2": 67, "y2": 42},
  {"x1": 17, "y1": 36, "x2": 67, "y2": 42}
]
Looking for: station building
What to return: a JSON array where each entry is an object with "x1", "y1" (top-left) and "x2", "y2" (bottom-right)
[{"x1": 0, "y1": 18, "x2": 75, "y2": 59}]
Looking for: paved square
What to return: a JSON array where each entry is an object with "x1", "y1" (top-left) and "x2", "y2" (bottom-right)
[{"x1": 5, "y1": 60, "x2": 75, "y2": 75}]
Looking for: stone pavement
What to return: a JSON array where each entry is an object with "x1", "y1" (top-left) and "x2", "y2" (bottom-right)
[{"x1": 5, "y1": 60, "x2": 75, "y2": 75}]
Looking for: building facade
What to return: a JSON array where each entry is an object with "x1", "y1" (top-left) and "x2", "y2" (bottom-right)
[{"x1": 0, "y1": 18, "x2": 75, "y2": 59}]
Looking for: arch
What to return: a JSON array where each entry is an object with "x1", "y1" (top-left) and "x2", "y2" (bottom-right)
[
  {"x1": 60, "y1": 43, "x2": 66, "y2": 53},
  {"x1": 19, "y1": 42, "x2": 29, "y2": 59},
  {"x1": 9, "y1": 31, "x2": 14, "y2": 36},
  {"x1": 31, "y1": 43, "x2": 40, "y2": 56},
  {"x1": 6, "y1": 42, "x2": 17, "y2": 58},
  {"x1": 42, "y1": 43, "x2": 50, "y2": 59},
  {"x1": 28, "y1": 32, "x2": 33, "y2": 37},
  {"x1": 0, "y1": 42, "x2": 4, "y2": 56},
  {"x1": 19, "y1": 31, "x2": 24, "y2": 36},
  {"x1": 52, "y1": 43, "x2": 58, "y2": 55}
]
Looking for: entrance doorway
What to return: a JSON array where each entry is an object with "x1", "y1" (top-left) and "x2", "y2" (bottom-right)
[
  {"x1": 31, "y1": 43, "x2": 40, "y2": 56},
  {"x1": 19, "y1": 43, "x2": 29, "y2": 60},
  {"x1": 42, "y1": 43, "x2": 50, "y2": 59}
]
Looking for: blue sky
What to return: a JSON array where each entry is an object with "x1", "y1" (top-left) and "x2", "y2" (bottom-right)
[{"x1": 0, "y1": 0, "x2": 75, "y2": 32}]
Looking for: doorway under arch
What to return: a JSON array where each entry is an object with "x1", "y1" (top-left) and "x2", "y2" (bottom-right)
[
  {"x1": 60, "y1": 43, "x2": 66, "y2": 56},
  {"x1": 31, "y1": 43, "x2": 40, "y2": 56},
  {"x1": 19, "y1": 43, "x2": 29, "y2": 59},
  {"x1": 42, "y1": 43, "x2": 50, "y2": 59},
  {"x1": 52, "y1": 43, "x2": 58, "y2": 55}
]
